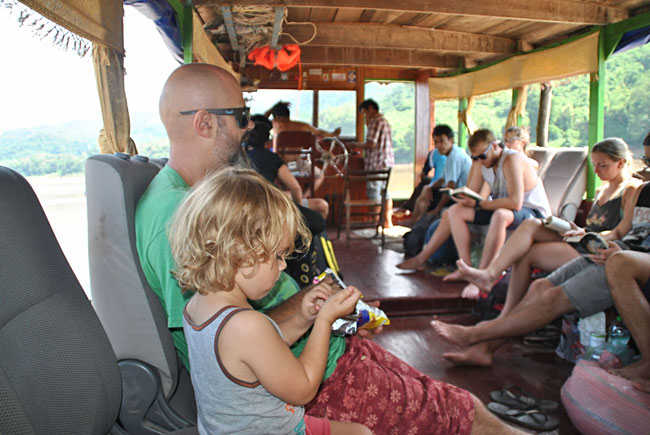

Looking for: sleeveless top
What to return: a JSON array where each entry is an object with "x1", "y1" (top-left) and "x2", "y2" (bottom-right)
[
  {"x1": 481, "y1": 147, "x2": 551, "y2": 217},
  {"x1": 585, "y1": 181, "x2": 632, "y2": 232},
  {"x1": 183, "y1": 305, "x2": 306, "y2": 435}
]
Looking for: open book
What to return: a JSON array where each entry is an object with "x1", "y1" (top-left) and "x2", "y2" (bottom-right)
[
  {"x1": 439, "y1": 186, "x2": 485, "y2": 203},
  {"x1": 543, "y1": 216, "x2": 609, "y2": 255}
]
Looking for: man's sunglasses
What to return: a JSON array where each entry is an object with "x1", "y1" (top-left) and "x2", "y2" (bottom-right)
[
  {"x1": 470, "y1": 151, "x2": 488, "y2": 161},
  {"x1": 179, "y1": 107, "x2": 250, "y2": 129}
]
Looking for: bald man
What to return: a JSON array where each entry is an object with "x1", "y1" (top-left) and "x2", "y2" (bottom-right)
[{"x1": 136, "y1": 63, "x2": 522, "y2": 435}]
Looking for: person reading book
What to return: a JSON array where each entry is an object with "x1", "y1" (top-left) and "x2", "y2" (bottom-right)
[
  {"x1": 431, "y1": 138, "x2": 648, "y2": 367},
  {"x1": 443, "y1": 138, "x2": 639, "y2": 307},
  {"x1": 432, "y1": 179, "x2": 650, "y2": 368},
  {"x1": 397, "y1": 129, "x2": 551, "y2": 300}
]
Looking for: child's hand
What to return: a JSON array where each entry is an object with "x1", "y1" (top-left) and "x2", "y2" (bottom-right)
[
  {"x1": 317, "y1": 286, "x2": 362, "y2": 325},
  {"x1": 299, "y1": 286, "x2": 331, "y2": 324}
]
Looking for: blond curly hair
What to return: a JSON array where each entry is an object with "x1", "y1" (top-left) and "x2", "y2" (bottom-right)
[{"x1": 169, "y1": 167, "x2": 311, "y2": 294}]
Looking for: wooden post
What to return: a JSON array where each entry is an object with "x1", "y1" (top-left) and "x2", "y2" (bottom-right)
[
  {"x1": 458, "y1": 98, "x2": 468, "y2": 148},
  {"x1": 536, "y1": 83, "x2": 552, "y2": 147},
  {"x1": 415, "y1": 70, "x2": 432, "y2": 186},
  {"x1": 355, "y1": 68, "x2": 365, "y2": 142}
]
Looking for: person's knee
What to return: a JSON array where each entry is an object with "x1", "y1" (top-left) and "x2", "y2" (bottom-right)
[
  {"x1": 447, "y1": 203, "x2": 463, "y2": 218},
  {"x1": 490, "y1": 208, "x2": 514, "y2": 227},
  {"x1": 606, "y1": 251, "x2": 629, "y2": 276}
]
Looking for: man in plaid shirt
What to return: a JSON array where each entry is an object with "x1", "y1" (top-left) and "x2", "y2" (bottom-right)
[{"x1": 351, "y1": 99, "x2": 395, "y2": 228}]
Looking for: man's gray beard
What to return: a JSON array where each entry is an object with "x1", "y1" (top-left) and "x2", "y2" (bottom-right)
[{"x1": 227, "y1": 146, "x2": 250, "y2": 168}]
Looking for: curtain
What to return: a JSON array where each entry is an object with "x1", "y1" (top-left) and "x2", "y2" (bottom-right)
[{"x1": 429, "y1": 31, "x2": 599, "y2": 100}]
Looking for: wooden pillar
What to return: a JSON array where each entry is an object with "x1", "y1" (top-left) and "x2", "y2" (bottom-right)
[
  {"x1": 458, "y1": 98, "x2": 468, "y2": 148},
  {"x1": 587, "y1": 29, "x2": 606, "y2": 200},
  {"x1": 511, "y1": 89, "x2": 522, "y2": 126},
  {"x1": 313, "y1": 90, "x2": 319, "y2": 128},
  {"x1": 415, "y1": 70, "x2": 432, "y2": 186},
  {"x1": 536, "y1": 83, "x2": 552, "y2": 147},
  {"x1": 355, "y1": 68, "x2": 365, "y2": 142}
]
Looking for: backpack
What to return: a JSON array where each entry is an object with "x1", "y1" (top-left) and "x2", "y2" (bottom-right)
[
  {"x1": 472, "y1": 269, "x2": 510, "y2": 321},
  {"x1": 403, "y1": 213, "x2": 438, "y2": 257}
]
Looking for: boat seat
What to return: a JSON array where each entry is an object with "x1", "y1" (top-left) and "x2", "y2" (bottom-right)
[{"x1": 86, "y1": 153, "x2": 197, "y2": 433}]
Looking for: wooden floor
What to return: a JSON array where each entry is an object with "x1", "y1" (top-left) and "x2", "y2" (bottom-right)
[{"x1": 327, "y1": 228, "x2": 579, "y2": 434}]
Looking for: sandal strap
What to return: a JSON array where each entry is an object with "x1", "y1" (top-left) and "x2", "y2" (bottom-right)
[{"x1": 503, "y1": 384, "x2": 537, "y2": 407}]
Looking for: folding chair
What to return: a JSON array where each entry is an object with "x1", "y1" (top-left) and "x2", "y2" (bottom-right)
[{"x1": 337, "y1": 167, "x2": 392, "y2": 248}]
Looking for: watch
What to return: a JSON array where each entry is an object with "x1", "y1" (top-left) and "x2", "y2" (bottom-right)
[{"x1": 475, "y1": 200, "x2": 482, "y2": 211}]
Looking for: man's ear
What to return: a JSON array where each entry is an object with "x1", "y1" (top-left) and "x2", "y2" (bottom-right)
[{"x1": 193, "y1": 110, "x2": 213, "y2": 138}]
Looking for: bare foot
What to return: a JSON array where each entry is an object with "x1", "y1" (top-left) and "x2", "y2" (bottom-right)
[
  {"x1": 443, "y1": 259, "x2": 496, "y2": 294},
  {"x1": 461, "y1": 283, "x2": 481, "y2": 300},
  {"x1": 430, "y1": 320, "x2": 471, "y2": 347},
  {"x1": 443, "y1": 342, "x2": 494, "y2": 367},
  {"x1": 396, "y1": 256, "x2": 426, "y2": 271},
  {"x1": 610, "y1": 359, "x2": 650, "y2": 384},
  {"x1": 633, "y1": 380, "x2": 650, "y2": 393}
]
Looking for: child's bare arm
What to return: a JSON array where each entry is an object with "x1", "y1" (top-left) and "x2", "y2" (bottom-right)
[
  {"x1": 235, "y1": 288, "x2": 360, "y2": 405},
  {"x1": 276, "y1": 286, "x2": 330, "y2": 345}
]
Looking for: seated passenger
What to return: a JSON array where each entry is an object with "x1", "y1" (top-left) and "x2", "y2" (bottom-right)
[
  {"x1": 136, "y1": 62, "x2": 523, "y2": 434},
  {"x1": 502, "y1": 126, "x2": 539, "y2": 170},
  {"x1": 400, "y1": 126, "x2": 449, "y2": 213},
  {"x1": 403, "y1": 125, "x2": 453, "y2": 226},
  {"x1": 432, "y1": 163, "x2": 650, "y2": 368},
  {"x1": 266, "y1": 101, "x2": 340, "y2": 194},
  {"x1": 170, "y1": 167, "x2": 369, "y2": 434},
  {"x1": 246, "y1": 115, "x2": 329, "y2": 221},
  {"x1": 605, "y1": 250, "x2": 650, "y2": 393},
  {"x1": 445, "y1": 137, "x2": 640, "y2": 301},
  {"x1": 397, "y1": 129, "x2": 551, "y2": 292}
]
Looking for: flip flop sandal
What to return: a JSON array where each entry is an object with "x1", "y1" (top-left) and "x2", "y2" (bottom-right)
[
  {"x1": 524, "y1": 325, "x2": 561, "y2": 342},
  {"x1": 523, "y1": 337, "x2": 559, "y2": 349},
  {"x1": 488, "y1": 402, "x2": 559, "y2": 431},
  {"x1": 490, "y1": 384, "x2": 559, "y2": 412}
]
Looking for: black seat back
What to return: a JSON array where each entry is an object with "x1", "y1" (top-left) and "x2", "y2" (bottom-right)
[{"x1": 0, "y1": 165, "x2": 122, "y2": 434}]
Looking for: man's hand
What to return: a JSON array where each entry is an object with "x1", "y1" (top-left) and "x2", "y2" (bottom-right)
[
  {"x1": 589, "y1": 241, "x2": 622, "y2": 264},
  {"x1": 357, "y1": 300, "x2": 385, "y2": 339},
  {"x1": 454, "y1": 195, "x2": 475, "y2": 208}
]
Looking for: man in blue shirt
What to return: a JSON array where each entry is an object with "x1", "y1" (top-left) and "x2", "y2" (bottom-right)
[{"x1": 405, "y1": 125, "x2": 469, "y2": 226}]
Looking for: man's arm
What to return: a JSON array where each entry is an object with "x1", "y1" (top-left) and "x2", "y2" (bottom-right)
[
  {"x1": 480, "y1": 153, "x2": 525, "y2": 211},
  {"x1": 429, "y1": 180, "x2": 455, "y2": 215},
  {"x1": 276, "y1": 164, "x2": 304, "y2": 202}
]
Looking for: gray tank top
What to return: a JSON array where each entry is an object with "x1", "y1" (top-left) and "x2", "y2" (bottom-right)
[
  {"x1": 183, "y1": 305, "x2": 306, "y2": 434},
  {"x1": 481, "y1": 147, "x2": 551, "y2": 217}
]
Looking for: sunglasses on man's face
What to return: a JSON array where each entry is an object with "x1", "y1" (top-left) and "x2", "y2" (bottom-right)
[
  {"x1": 504, "y1": 136, "x2": 522, "y2": 143},
  {"x1": 179, "y1": 107, "x2": 251, "y2": 129},
  {"x1": 471, "y1": 150, "x2": 488, "y2": 161}
]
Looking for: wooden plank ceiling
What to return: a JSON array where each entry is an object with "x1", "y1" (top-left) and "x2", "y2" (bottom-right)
[{"x1": 194, "y1": 0, "x2": 649, "y2": 76}]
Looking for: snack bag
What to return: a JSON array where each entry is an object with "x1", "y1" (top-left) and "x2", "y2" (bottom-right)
[{"x1": 315, "y1": 268, "x2": 390, "y2": 335}]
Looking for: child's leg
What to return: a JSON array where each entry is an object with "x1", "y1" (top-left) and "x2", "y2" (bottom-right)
[
  {"x1": 329, "y1": 420, "x2": 372, "y2": 435},
  {"x1": 304, "y1": 415, "x2": 371, "y2": 435}
]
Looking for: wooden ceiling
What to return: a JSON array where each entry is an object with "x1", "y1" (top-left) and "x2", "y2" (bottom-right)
[{"x1": 193, "y1": 0, "x2": 650, "y2": 74}]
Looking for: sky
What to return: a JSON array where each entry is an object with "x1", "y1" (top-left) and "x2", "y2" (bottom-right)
[{"x1": 0, "y1": 6, "x2": 179, "y2": 134}]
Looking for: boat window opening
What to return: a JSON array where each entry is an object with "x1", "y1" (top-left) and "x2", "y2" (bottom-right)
[
  {"x1": 245, "y1": 89, "x2": 315, "y2": 128},
  {"x1": 317, "y1": 90, "x2": 356, "y2": 138},
  {"x1": 364, "y1": 81, "x2": 415, "y2": 200}
]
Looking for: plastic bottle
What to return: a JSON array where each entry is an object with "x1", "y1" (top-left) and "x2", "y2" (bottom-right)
[{"x1": 607, "y1": 316, "x2": 631, "y2": 355}]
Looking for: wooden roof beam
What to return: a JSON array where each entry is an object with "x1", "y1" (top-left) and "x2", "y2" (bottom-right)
[
  {"x1": 195, "y1": 1, "x2": 628, "y2": 25},
  {"x1": 299, "y1": 46, "x2": 459, "y2": 69},
  {"x1": 281, "y1": 22, "x2": 516, "y2": 54}
]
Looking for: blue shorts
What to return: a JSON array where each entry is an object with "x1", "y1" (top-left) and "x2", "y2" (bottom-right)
[
  {"x1": 472, "y1": 207, "x2": 544, "y2": 230},
  {"x1": 366, "y1": 180, "x2": 390, "y2": 201}
]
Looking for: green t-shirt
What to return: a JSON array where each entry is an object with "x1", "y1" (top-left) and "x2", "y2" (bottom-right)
[{"x1": 135, "y1": 165, "x2": 345, "y2": 376}]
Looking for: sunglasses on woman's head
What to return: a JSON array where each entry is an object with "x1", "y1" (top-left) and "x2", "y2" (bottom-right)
[{"x1": 179, "y1": 107, "x2": 251, "y2": 129}]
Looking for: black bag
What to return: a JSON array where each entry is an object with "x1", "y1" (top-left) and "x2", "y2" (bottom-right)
[
  {"x1": 287, "y1": 231, "x2": 343, "y2": 288},
  {"x1": 403, "y1": 213, "x2": 438, "y2": 257},
  {"x1": 472, "y1": 269, "x2": 511, "y2": 321}
]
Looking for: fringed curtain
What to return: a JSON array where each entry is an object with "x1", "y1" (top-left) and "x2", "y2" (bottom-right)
[
  {"x1": 19, "y1": 0, "x2": 136, "y2": 154},
  {"x1": 457, "y1": 96, "x2": 478, "y2": 136},
  {"x1": 93, "y1": 45, "x2": 137, "y2": 155},
  {"x1": 506, "y1": 85, "x2": 529, "y2": 128}
]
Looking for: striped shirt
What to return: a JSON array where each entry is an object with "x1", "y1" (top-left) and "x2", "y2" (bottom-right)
[{"x1": 364, "y1": 113, "x2": 395, "y2": 170}]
